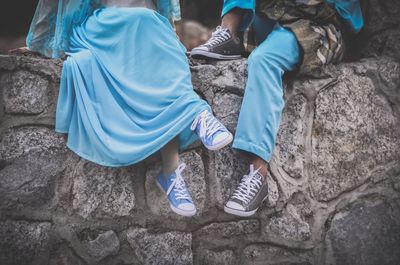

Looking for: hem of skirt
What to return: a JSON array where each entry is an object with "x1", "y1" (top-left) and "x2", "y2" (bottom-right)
[
  {"x1": 232, "y1": 139, "x2": 272, "y2": 162},
  {"x1": 59, "y1": 105, "x2": 211, "y2": 168},
  {"x1": 55, "y1": 128, "x2": 68, "y2": 134}
]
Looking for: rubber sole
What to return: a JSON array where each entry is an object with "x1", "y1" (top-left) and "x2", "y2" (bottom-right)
[
  {"x1": 191, "y1": 50, "x2": 242, "y2": 60},
  {"x1": 223, "y1": 194, "x2": 269, "y2": 217},
  {"x1": 204, "y1": 132, "x2": 233, "y2": 151},
  {"x1": 224, "y1": 205, "x2": 258, "y2": 217},
  {"x1": 156, "y1": 179, "x2": 197, "y2": 217}
]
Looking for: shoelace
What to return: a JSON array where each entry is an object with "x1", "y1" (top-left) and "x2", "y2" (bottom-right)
[
  {"x1": 166, "y1": 163, "x2": 191, "y2": 200},
  {"x1": 190, "y1": 110, "x2": 223, "y2": 140},
  {"x1": 203, "y1": 26, "x2": 232, "y2": 47},
  {"x1": 231, "y1": 165, "x2": 263, "y2": 205}
]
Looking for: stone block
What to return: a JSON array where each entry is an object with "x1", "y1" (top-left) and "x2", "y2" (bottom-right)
[
  {"x1": 0, "y1": 221, "x2": 51, "y2": 265},
  {"x1": 126, "y1": 227, "x2": 192, "y2": 265},
  {"x1": 310, "y1": 63, "x2": 400, "y2": 201},
  {"x1": 1, "y1": 70, "x2": 49, "y2": 114},
  {"x1": 196, "y1": 220, "x2": 259, "y2": 238},
  {"x1": 86, "y1": 230, "x2": 120, "y2": 261},
  {"x1": 242, "y1": 244, "x2": 311, "y2": 265},
  {"x1": 72, "y1": 160, "x2": 136, "y2": 218}
]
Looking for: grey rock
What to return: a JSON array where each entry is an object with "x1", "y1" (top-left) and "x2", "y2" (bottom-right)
[
  {"x1": 126, "y1": 227, "x2": 192, "y2": 265},
  {"x1": 264, "y1": 204, "x2": 311, "y2": 242},
  {"x1": 265, "y1": 172, "x2": 280, "y2": 207},
  {"x1": 145, "y1": 150, "x2": 206, "y2": 218},
  {"x1": 191, "y1": 59, "x2": 247, "y2": 101},
  {"x1": 362, "y1": 30, "x2": 400, "y2": 61},
  {"x1": 0, "y1": 221, "x2": 51, "y2": 265},
  {"x1": 196, "y1": 220, "x2": 259, "y2": 238},
  {"x1": 242, "y1": 244, "x2": 311, "y2": 265},
  {"x1": 1, "y1": 70, "x2": 49, "y2": 114},
  {"x1": 72, "y1": 160, "x2": 136, "y2": 218},
  {"x1": 310, "y1": 62, "x2": 400, "y2": 201},
  {"x1": 275, "y1": 93, "x2": 307, "y2": 179},
  {"x1": 87, "y1": 230, "x2": 120, "y2": 261},
  {"x1": 0, "y1": 151, "x2": 67, "y2": 209},
  {"x1": 49, "y1": 244, "x2": 86, "y2": 265},
  {"x1": 0, "y1": 126, "x2": 66, "y2": 161},
  {"x1": 210, "y1": 148, "x2": 250, "y2": 208},
  {"x1": 212, "y1": 92, "x2": 242, "y2": 134},
  {"x1": 0, "y1": 127, "x2": 68, "y2": 209},
  {"x1": 326, "y1": 200, "x2": 400, "y2": 265},
  {"x1": 195, "y1": 249, "x2": 236, "y2": 265}
]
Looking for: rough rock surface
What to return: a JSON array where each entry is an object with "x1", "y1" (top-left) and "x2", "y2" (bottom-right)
[
  {"x1": 126, "y1": 228, "x2": 192, "y2": 265},
  {"x1": 1, "y1": 4, "x2": 400, "y2": 263}
]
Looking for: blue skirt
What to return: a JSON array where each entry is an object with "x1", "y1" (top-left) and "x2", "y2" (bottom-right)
[{"x1": 56, "y1": 7, "x2": 210, "y2": 167}]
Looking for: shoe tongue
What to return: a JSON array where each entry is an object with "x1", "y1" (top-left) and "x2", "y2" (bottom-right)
[{"x1": 247, "y1": 170, "x2": 263, "y2": 181}]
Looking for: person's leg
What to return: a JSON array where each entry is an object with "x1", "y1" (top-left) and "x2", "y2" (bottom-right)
[
  {"x1": 157, "y1": 137, "x2": 197, "y2": 217},
  {"x1": 191, "y1": 0, "x2": 255, "y2": 59},
  {"x1": 224, "y1": 25, "x2": 301, "y2": 217},
  {"x1": 221, "y1": 0, "x2": 256, "y2": 35},
  {"x1": 160, "y1": 137, "x2": 180, "y2": 176}
]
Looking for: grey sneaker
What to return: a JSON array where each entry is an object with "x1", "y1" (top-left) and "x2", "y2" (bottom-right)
[
  {"x1": 224, "y1": 165, "x2": 268, "y2": 217},
  {"x1": 191, "y1": 26, "x2": 244, "y2": 60}
]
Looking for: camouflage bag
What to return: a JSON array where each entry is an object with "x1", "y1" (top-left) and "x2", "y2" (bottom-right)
[{"x1": 250, "y1": 0, "x2": 345, "y2": 75}]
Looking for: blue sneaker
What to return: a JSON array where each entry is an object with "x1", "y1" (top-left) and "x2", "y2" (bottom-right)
[
  {"x1": 191, "y1": 110, "x2": 233, "y2": 151},
  {"x1": 156, "y1": 163, "x2": 197, "y2": 217}
]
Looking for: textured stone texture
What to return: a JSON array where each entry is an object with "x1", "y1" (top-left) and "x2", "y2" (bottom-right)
[
  {"x1": 326, "y1": 200, "x2": 400, "y2": 265},
  {"x1": 72, "y1": 160, "x2": 136, "y2": 218},
  {"x1": 1, "y1": 70, "x2": 49, "y2": 114},
  {"x1": 310, "y1": 61, "x2": 400, "y2": 202},
  {"x1": 196, "y1": 220, "x2": 259, "y2": 238},
  {"x1": 195, "y1": 249, "x2": 236, "y2": 265},
  {"x1": 0, "y1": 127, "x2": 68, "y2": 209},
  {"x1": 86, "y1": 230, "x2": 120, "y2": 261},
  {"x1": 265, "y1": 203, "x2": 311, "y2": 242},
  {"x1": 0, "y1": 221, "x2": 51, "y2": 265},
  {"x1": 126, "y1": 228, "x2": 192, "y2": 265},
  {"x1": 276, "y1": 94, "x2": 307, "y2": 179},
  {"x1": 242, "y1": 244, "x2": 312, "y2": 265},
  {"x1": 1, "y1": 6, "x2": 400, "y2": 261}
]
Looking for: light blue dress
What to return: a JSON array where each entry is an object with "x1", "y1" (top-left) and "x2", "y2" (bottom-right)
[{"x1": 27, "y1": 0, "x2": 211, "y2": 167}]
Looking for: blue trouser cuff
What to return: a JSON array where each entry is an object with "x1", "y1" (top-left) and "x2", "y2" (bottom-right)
[
  {"x1": 232, "y1": 139, "x2": 272, "y2": 162},
  {"x1": 221, "y1": 0, "x2": 256, "y2": 31}
]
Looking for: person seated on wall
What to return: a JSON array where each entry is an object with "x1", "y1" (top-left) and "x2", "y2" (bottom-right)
[
  {"x1": 10, "y1": 0, "x2": 234, "y2": 217},
  {"x1": 191, "y1": 0, "x2": 364, "y2": 217}
]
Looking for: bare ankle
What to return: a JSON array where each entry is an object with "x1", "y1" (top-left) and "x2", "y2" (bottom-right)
[
  {"x1": 221, "y1": 8, "x2": 245, "y2": 38},
  {"x1": 250, "y1": 156, "x2": 269, "y2": 181}
]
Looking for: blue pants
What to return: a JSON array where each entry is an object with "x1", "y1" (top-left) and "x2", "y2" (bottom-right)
[{"x1": 222, "y1": 0, "x2": 301, "y2": 162}]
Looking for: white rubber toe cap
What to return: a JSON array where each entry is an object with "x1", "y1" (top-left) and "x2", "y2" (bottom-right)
[
  {"x1": 178, "y1": 203, "x2": 196, "y2": 212},
  {"x1": 225, "y1": 201, "x2": 245, "y2": 211},
  {"x1": 212, "y1": 131, "x2": 231, "y2": 145},
  {"x1": 171, "y1": 203, "x2": 197, "y2": 217},
  {"x1": 192, "y1": 46, "x2": 209, "y2": 52}
]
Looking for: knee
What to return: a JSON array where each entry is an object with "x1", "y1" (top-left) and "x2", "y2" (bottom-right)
[
  {"x1": 248, "y1": 48, "x2": 279, "y2": 71},
  {"x1": 123, "y1": 7, "x2": 157, "y2": 22},
  {"x1": 134, "y1": 7, "x2": 156, "y2": 18},
  {"x1": 248, "y1": 30, "x2": 300, "y2": 72}
]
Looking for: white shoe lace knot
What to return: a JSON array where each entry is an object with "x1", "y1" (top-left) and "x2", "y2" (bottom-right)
[
  {"x1": 166, "y1": 163, "x2": 191, "y2": 200},
  {"x1": 231, "y1": 165, "x2": 263, "y2": 204},
  {"x1": 204, "y1": 26, "x2": 232, "y2": 47}
]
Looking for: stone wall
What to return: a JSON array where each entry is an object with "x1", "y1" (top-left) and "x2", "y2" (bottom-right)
[{"x1": 1, "y1": 0, "x2": 400, "y2": 264}]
